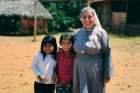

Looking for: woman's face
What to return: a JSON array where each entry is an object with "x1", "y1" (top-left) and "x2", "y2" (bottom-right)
[
  {"x1": 80, "y1": 10, "x2": 96, "y2": 30},
  {"x1": 43, "y1": 43, "x2": 54, "y2": 54}
]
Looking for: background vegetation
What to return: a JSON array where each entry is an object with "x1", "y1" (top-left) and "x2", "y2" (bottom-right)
[{"x1": 42, "y1": 0, "x2": 85, "y2": 32}]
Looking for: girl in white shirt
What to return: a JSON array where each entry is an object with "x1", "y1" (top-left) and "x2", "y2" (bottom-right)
[{"x1": 32, "y1": 35, "x2": 57, "y2": 93}]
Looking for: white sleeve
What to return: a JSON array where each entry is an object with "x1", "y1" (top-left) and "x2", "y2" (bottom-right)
[{"x1": 31, "y1": 53, "x2": 42, "y2": 76}]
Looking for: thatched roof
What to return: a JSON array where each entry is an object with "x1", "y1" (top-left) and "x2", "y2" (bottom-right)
[{"x1": 0, "y1": 0, "x2": 53, "y2": 19}]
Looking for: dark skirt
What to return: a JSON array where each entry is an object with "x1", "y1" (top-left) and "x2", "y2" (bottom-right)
[
  {"x1": 73, "y1": 54, "x2": 105, "y2": 93},
  {"x1": 34, "y1": 81, "x2": 55, "y2": 93}
]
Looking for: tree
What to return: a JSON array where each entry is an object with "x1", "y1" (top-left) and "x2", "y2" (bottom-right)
[{"x1": 42, "y1": 0, "x2": 84, "y2": 32}]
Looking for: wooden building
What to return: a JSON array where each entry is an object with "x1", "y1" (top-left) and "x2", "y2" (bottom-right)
[
  {"x1": 86, "y1": 0, "x2": 140, "y2": 35},
  {"x1": 0, "y1": 0, "x2": 53, "y2": 35}
]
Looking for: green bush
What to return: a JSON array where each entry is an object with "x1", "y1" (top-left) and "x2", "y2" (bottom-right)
[{"x1": 42, "y1": 0, "x2": 84, "y2": 32}]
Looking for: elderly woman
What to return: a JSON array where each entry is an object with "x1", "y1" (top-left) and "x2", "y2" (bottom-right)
[{"x1": 73, "y1": 7, "x2": 113, "y2": 93}]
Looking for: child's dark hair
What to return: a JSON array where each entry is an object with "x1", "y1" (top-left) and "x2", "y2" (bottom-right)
[
  {"x1": 40, "y1": 35, "x2": 57, "y2": 59},
  {"x1": 59, "y1": 33, "x2": 75, "y2": 54}
]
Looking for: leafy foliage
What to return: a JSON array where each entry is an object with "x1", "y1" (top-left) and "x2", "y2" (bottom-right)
[{"x1": 42, "y1": 0, "x2": 84, "y2": 32}]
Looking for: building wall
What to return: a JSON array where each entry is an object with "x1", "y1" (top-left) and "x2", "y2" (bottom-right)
[
  {"x1": 91, "y1": 1, "x2": 140, "y2": 35},
  {"x1": 111, "y1": 12, "x2": 127, "y2": 34},
  {"x1": 0, "y1": 16, "x2": 48, "y2": 35},
  {"x1": 126, "y1": 24, "x2": 140, "y2": 35},
  {"x1": 91, "y1": 2, "x2": 112, "y2": 31},
  {"x1": 126, "y1": 1, "x2": 140, "y2": 35}
]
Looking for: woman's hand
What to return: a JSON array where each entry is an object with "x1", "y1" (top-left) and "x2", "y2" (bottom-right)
[
  {"x1": 104, "y1": 77, "x2": 110, "y2": 84},
  {"x1": 37, "y1": 75, "x2": 47, "y2": 83}
]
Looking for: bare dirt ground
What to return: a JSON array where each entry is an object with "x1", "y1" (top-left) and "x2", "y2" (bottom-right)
[{"x1": 0, "y1": 34, "x2": 140, "y2": 93}]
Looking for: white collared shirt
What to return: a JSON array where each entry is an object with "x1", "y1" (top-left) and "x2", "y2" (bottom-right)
[{"x1": 31, "y1": 52, "x2": 56, "y2": 84}]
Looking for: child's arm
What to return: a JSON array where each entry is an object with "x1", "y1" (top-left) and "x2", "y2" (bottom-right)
[
  {"x1": 52, "y1": 61, "x2": 58, "y2": 84},
  {"x1": 31, "y1": 54, "x2": 41, "y2": 76},
  {"x1": 31, "y1": 54, "x2": 47, "y2": 83}
]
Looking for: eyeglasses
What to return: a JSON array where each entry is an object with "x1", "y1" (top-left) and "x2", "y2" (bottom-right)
[{"x1": 81, "y1": 15, "x2": 94, "y2": 20}]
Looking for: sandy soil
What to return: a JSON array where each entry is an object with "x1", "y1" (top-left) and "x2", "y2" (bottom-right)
[{"x1": 0, "y1": 35, "x2": 140, "y2": 93}]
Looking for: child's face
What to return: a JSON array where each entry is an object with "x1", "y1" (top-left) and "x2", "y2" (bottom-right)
[
  {"x1": 43, "y1": 43, "x2": 54, "y2": 54},
  {"x1": 60, "y1": 39, "x2": 72, "y2": 52}
]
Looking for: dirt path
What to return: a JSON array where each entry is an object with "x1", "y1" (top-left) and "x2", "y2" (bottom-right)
[{"x1": 0, "y1": 35, "x2": 140, "y2": 93}]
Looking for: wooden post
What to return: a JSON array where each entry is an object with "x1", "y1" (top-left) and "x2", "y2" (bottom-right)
[
  {"x1": 44, "y1": 20, "x2": 48, "y2": 34},
  {"x1": 33, "y1": 0, "x2": 37, "y2": 41},
  {"x1": 87, "y1": 0, "x2": 91, "y2": 6}
]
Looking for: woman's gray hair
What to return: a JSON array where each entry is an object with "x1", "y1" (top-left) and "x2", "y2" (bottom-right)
[
  {"x1": 80, "y1": 7, "x2": 96, "y2": 17},
  {"x1": 80, "y1": 6, "x2": 102, "y2": 28}
]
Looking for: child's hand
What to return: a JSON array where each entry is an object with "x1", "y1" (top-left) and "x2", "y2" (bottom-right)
[
  {"x1": 37, "y1": 75, "x2": 47, "y2": 83},
  {"x1": 52, "y1": 75, "x2": 58, "y2": 84}
]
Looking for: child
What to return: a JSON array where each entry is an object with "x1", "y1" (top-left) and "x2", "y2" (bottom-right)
[
  {"x1": 56, "y1": 33, "x2": 75, "y2": 93},
  {"x1": 31, "y1": 35, "x2": 57, "y2": 93}
]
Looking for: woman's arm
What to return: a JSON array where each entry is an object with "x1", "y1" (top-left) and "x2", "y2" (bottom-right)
[{"x1": 101, "y1": 30, "x2": 113, "y2": 83}]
